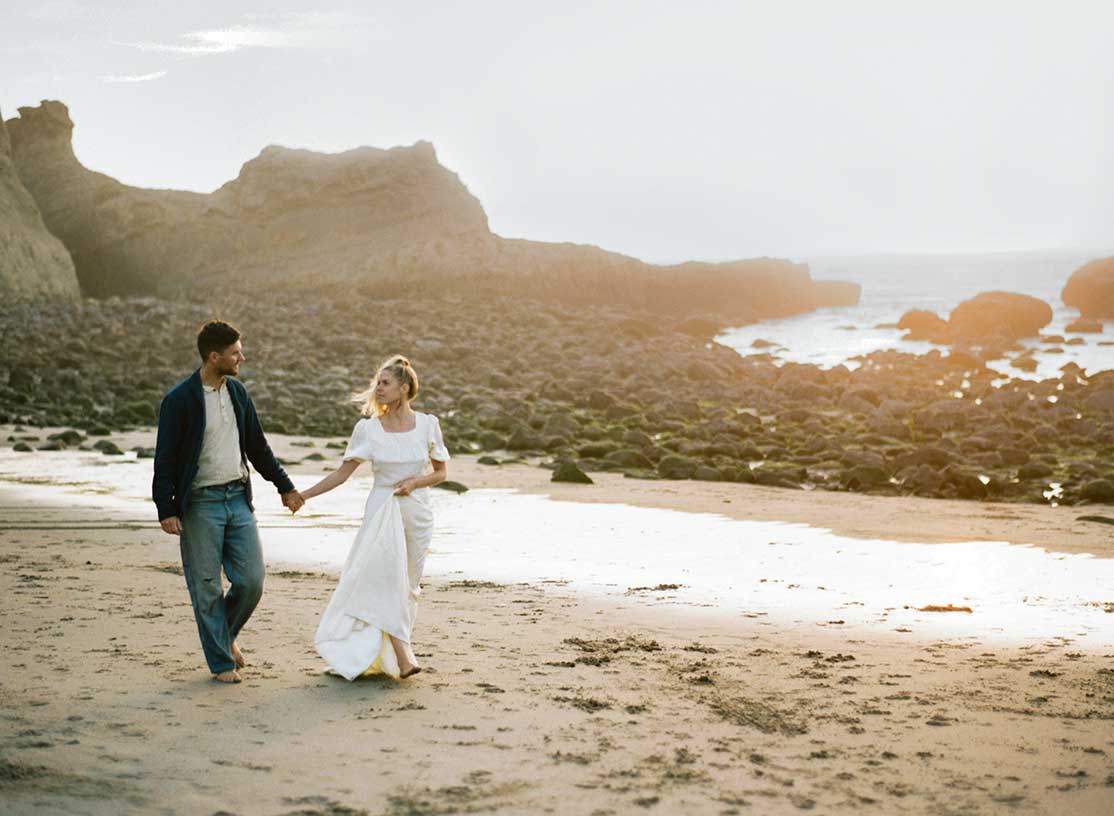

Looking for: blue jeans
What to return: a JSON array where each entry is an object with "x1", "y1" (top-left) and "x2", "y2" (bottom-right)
[{"x1": 179, "y1": 481, "x2": 264, "y2": 674}]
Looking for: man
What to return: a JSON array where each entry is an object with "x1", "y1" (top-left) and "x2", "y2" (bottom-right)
[{"x1": 153, "y1": 320, "x2": 303, "y2": 684}]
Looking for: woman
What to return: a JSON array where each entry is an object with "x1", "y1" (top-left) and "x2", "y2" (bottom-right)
[{"x1": 300, "y1": 355, "x2": 449, "y2": 680}]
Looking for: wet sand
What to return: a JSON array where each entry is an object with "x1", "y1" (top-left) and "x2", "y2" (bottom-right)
[{"x1": 1, "y1": 432, "x2": 1113, "y2": 814}]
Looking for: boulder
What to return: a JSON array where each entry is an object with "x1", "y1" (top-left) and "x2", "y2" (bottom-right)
[
  {"x1": 506, "y1": 427, "x2": 545, "y2": 450},
  {"x1": 604, "y1": 449, "x2": 654, "y2": 469},
  {"x1": 657, "y1": 454, "x2": 698, "y2": 480},
  {"x1": 897, "y1": 309, "x2": 948, "y2": 341},
  {"x1": 898, "y1": 464, "x2": 944, "y2": 494},
  {"x1": 1018, "y1": 462, "x2": 1054, "y2": 480},
  {"x1": 892, "y1": 446, "x2": 955, "y2": 470},
  {"x1": 1062, "y1": 257, "x2": 1114, "y2": 318},
  {"x1": 0, "y1": 105, "x2": 79, "y2": 300},
  {"x1": 1084, "y1": 389, "x2": 1114, "y2": 413},
  {"x1": 947, "y1": 291, "x2": 1053, "y2": 342},
  {"x1": 841, "y1": 464, "x2": 891, "y2": 489},
  {"x1": 1078, "y1": 479, "x2": 1114, "y2": 503},
  {"x1": 693, "y1": 465, "x2": 721, "y2": 481},
  {"x1": 551, "y1": 461, "x2": 593, "y2": 484},
  {"x1": 943, "y1": 466, "x2": 988, "y2": 499}
]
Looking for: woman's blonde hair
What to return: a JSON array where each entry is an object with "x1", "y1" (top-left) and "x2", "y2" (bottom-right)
[{"x1": 353, "y1": 355, "x2": 420, "y2": 417}]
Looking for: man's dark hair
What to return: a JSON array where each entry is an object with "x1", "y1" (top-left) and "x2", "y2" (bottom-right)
[{"x1": 197, "y1": 320, "x2": 242, "y2": 362}]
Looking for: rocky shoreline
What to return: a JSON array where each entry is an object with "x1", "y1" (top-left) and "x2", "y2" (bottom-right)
[{"x1": 3, "y1": 293, "x2": 1112, "y2": 507}]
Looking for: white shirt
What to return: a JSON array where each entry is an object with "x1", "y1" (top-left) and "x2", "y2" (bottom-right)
[{"x1": 193, "y1": 381, "x2": 248, "y2": 488}]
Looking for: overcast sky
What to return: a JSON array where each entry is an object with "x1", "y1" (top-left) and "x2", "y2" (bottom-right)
[{"x1": 2, "y1": 1, "x2": 1111, "y2": 262}]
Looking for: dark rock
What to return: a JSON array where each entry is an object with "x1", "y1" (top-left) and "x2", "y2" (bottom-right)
[
  {"x1": 13, "y1": 442, "x2": 32, "y2": 452},
  {"x1": 943, "y1": 466, "x2": 988, "y2": 499},
  {"x1": 893, "y1": 446, "x2": 955, "y2": 470},
  {"x1": 477, "y1": 455, "x2": 500, "y2": 465},
  {"x1": 578, "y1": 441, "x2": 617, "y2": 458},
  {"x1": 657, "y1": 454, "x2": 698, "y2": 480},
  {"x1": 435, "y1": 480, "x2": 469, "y2": 493},
  {"x1": 477, "y1": 430, "x2": 506, "y2": 450},
  {"x1": 693, "y1": 465, "x2": 721, "y2": 481},
  {"x1": 605, "y1": 449, "x2": 654, "y2": 469},
  {"x1": 506, "y1": 427, "x2": 545, "y2": 451},
  {"x1": 1079, "y1": 479, "x2": 1114, "y2": 504},
  {"x1": 1084, "y1": 389, "x2": 1114, "y2": 413},
  {"x1": 551, "y1": 460, "x2": 593, "y2": 484},
  {"x1": 622, "y1": 429, "x2": 654, "y2": 449},
  {"x1": 584, "y1": 391, "x2": 616, "y2": 410},
  {"x1": 842, "y1": 464, "x2": 890, "y2": 489},
  {"x1": 998, "y1": 447, "x2": 1030, "y2": 467},
  {"x1": 754, "y1": 465, "x2": 807, "y2": 487},
  {"x1": 898, "y1": 464, "x2": 944, "y2": 494},
  {"x1": 93, "y1": 439, "x2": 123, "y2": 455},
  {"x1": 1018, "y1": 462, "x2": 1054, "y2": 480},
  {"x1": 47, "y1": 429, "x2": 84, "y2": 447}
]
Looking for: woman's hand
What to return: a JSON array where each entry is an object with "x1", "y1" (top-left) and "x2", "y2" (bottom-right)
[{"x1": 394, "y1": 478, "x2": 418, "y2": 496}]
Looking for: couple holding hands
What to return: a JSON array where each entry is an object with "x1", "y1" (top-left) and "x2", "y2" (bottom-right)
[{"x1": 153, "y1": 321, "x2": 449, "y2": 684}]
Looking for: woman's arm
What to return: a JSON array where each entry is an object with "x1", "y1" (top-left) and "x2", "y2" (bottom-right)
[
  {"x1": 394, "y1": 459, "x2": 447, "y2": 496},
  {"x1": 300, "y1": 459, "x2": 362, "y2": 501}
]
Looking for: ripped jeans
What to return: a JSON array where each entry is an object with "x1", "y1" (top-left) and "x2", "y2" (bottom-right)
[{"x1": 179, "y1": 481, "x2": 263, "y2": 674}]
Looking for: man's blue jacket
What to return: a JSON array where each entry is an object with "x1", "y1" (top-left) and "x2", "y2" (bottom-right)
[{"x1": 152, "y1": 370, "x2": 295, "y2": 521}]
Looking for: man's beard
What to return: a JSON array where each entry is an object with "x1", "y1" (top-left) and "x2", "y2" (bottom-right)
[{"x1": 217, "y1": 362, "x2": 239, "y2": 377}]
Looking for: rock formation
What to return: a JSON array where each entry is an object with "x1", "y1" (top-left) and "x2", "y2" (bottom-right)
[
  {"x1": 0, "y1": 106, "x2": 79, "y2": 300},
  {"x1": 6, "y1": 100, "x2": 857, "y2": 321},
  {"x1": 947, "y1": 291, "x2": 1052, "y2": 342},
  {"x1": 1062, "y1": 257, "x2": 1114, "y2": 318},
  {"x1": 897, "y1": 291, "x2": 1052, "y2": 348}
]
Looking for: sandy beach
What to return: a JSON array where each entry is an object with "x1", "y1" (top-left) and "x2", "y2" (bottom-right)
[{"x1": 1, "y1": 431, "x2": 1113, "y2": 815}]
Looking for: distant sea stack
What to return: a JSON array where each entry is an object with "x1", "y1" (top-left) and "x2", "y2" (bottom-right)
[
  {"x1": 0, "y1": 105, "x2": 79, "y2": 300},
  {"x1": 6, "y1": 100, "x2": 858, "y2": 322},
  {"x1": 1062, "y1": 257, "x2": 1114, "y2": 318}
]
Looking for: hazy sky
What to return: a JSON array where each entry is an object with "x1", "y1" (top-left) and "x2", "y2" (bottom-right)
[{"x1": 2, "y1": 1, "x2": 1111, "y2": 261}]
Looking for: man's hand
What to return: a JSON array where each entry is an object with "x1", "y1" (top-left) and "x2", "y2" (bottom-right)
[
  {"x1": 281, "y1": 491, "x2": 305, "y2": 514},
  {"x1": 160, "y1": 516, "x2": 182, "y2": 535}
]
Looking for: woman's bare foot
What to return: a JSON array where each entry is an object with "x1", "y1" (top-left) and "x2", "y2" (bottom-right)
[
  {"x1": 214, "y1": 669, "x2": 242, "y2": 684},
  {"x1": 388, "y1": 635, "x2": 421, "y2": 679},
  {"x1": 230, "y1": 641, "x2": 246, "y2": 669}
]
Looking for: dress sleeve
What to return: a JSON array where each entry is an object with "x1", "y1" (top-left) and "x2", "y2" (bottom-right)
[
  {"x1": 342, "y1": 419, "x2": 373, "y2": 462},
  {"x1": 428, "y1": 415, "x2": 450, "y2": 462}
]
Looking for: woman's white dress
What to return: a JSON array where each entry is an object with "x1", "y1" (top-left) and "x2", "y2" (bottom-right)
[{"x1": 315, "y1": 411, "x2": 450, "y2": 680}]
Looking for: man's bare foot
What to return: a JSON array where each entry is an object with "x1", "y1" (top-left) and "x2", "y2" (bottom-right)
[
  {"x1": 214, "y1": 669, "x2": 242, "y2": 684},
  {"x1": 230, "y1": 641, "x2": 246, "y2": 669}
]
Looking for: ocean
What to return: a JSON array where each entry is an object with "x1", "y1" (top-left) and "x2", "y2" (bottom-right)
[{"x1": 717, "y1": 251, "x2": 1113, "y2": 379}]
